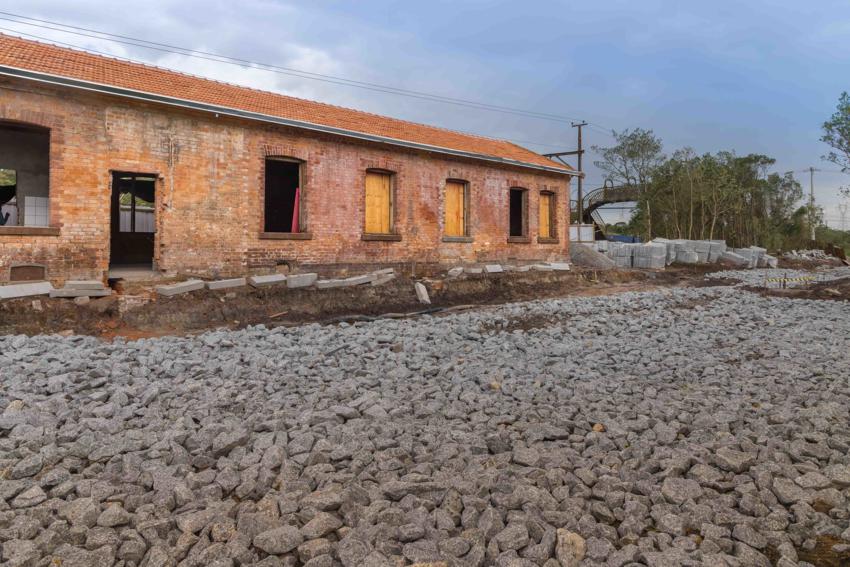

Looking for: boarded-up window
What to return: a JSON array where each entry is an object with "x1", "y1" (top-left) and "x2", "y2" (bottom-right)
[
  {"x1": 365, "y1": 171, "x2": 392, "y2": 234},
  {"x1": 539, "y1": 192, "x2": 555, "y2": 239},
  {"x1": 444, "y1": 180, "x2": 467, "y2": 237}
]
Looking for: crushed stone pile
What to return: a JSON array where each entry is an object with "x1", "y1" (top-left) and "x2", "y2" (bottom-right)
[
  {"x1": 710, "y1": 266, "x2": 850, "y2": 288},
  {"x1": 2, "y1": 287, "x2": 850, "y2": 566},
  {"x1": 569, "y1": 243, "x2": 616, "y2": 270}
]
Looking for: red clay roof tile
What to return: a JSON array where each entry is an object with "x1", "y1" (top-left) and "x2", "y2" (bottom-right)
[{"x1": 0, "y1": 33, "x2": 570, "y2": 173}]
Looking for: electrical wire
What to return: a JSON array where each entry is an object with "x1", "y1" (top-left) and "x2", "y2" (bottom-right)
[{"x1": 0, "y1": 11, "x2": 607, "y2": 127}]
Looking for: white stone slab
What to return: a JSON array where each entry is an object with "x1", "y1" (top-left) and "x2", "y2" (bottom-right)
[
  {"x1": 50, "y1": 288, "x2": 112, "y2": 298},
  {"x1": 484, "y1": 264, "x2": 503, "y2": 273},
  {"x1": 0, "y1": 281, "x2": 54, "y2": 300},
  {"x1": 316, "y1": 275, "x2": 372, "y2": 289},
  {"x1": 155, "y1": 279, "x2": 205, "y2": 297},
  {"x1": 547, "y1": 262, "x2": 571, "y2": 271},
  {"x1": 447, "y1": 267, "x2": 464, "y2": 278},
  {"x1": 287, "y1": 273, "x2": 318, "y2": 288},
  {"x1": 248, "y1": 274, "x2": 287, "y2": 288},
  {"x1": 206, "y1": 278, "x2": 246, "y2": 290},
  {"x1": 65, "y1": 280, "x2": 105, "y2": 290}
]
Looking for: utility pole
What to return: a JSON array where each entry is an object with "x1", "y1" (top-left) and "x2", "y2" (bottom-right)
[
  {"x1": 839, "y1": 202, "x2": 848, "y2": 231},
  {"x1": 571, "y1": 121, "x2": 588, "y2": 223},
  {"x1": 808, "y1": 167, "x2": 819, "y2": 241},
  {"x1": 543, "y1": 122, "x2": 587, "y2": 229}
]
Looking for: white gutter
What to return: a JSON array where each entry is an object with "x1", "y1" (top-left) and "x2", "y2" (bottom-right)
[{"x1": 0, "y1": 65, "x2": 580, "y2": 177}]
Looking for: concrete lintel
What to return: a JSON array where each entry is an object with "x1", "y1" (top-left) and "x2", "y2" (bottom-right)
[{"x1": 156, "y1": 279, "x2": 205, "y2": 297}]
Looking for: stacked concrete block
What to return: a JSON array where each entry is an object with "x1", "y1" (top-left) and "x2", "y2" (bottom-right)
[
  {"x1": 720, "y1": 251, "x2": 750, "y2": 267},
  {"x1": 694, "y1": 240, "x2": 711, "y2": 263},
  {"x1": 607, "y1": 242, "x2": 636, "y2": 268},
  {"x1": 733, "y1": 246, "x2": 767, "y2": 269},
  {"x1": 708, "y1": 241, "x2": 727, "y2": 263},
  {"x1": 633, "y1": 243, "x2": 667, "y2": 269},
  {"x1": 675, "y1": 249, "x2": 699, "y2": 264}
]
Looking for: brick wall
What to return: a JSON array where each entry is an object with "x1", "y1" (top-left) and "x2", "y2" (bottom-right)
[{"x1": 0, "y1": 77, "x2": 570, "y2": 283}]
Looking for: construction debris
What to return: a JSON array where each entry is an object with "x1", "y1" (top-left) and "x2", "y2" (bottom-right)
[
  {"x1": 783, "y1": 249, "x2": 834, "y2": 261},
  {"x1": 592, "y1": 238, "x2": 779, "y2": 270},
  {"x1": 414, "y1": 281, "x2": 431, "y2": 304}
]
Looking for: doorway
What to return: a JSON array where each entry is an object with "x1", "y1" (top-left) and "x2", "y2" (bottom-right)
[{"x1": 110, "y1": 172, "x2": 157, "y2": 267}]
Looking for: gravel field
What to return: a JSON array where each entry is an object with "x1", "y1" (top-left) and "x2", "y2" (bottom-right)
[{"x1": 2, "y1": 285, "x2": 850, "y2": 567}]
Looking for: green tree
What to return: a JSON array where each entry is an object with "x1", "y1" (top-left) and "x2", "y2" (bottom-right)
[
  {"x1": 822, "y1": 92, "x2": 850, "y2": 200},
  {"x1": 822, "y1": 92, "x2": 850, "y2": 173},
  {"x1": 592, "y1": 128, "x2": 664, "y2": 239}
]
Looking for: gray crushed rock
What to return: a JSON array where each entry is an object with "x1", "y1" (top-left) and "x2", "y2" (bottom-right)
[
  {"x1": 1, "y1": 285, "x2": 849, "y2": 566},
  {"x1": 710, "y1": 266, "x2": 850, "y2": 287}
]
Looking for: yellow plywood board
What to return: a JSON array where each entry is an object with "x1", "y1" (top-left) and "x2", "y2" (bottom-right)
[
  {"x1": 539, "y1": 193, "x2": 552, "y2": 238},
  {"x1": 445, "y1": 181, "x2": 465, "y2": 236},
  {"x1": 365, "y1": 172, "x2": 391, "y2": 233}
]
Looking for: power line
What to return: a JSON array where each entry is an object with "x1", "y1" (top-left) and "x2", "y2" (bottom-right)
[{"x1": 0, "y1": 12, "x2": 610, "y2": 128}]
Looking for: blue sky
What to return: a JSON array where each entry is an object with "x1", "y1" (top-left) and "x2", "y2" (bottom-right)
[{"x1": 3, "y1": 0, "x2": 850, "y2": 227}]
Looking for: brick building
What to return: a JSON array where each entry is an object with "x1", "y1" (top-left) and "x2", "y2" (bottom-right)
[{"x1": 0, "y1": 34, "x2": 576, "y2": 284}]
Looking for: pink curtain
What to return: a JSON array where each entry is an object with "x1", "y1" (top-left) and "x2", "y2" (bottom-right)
[{"x1": 291, "y1": 187, "x2": 300, "y2": 233}]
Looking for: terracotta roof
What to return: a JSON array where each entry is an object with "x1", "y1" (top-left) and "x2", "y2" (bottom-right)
[{"x1": 0, "y1": 33, "x2": 570, "y2": 174}]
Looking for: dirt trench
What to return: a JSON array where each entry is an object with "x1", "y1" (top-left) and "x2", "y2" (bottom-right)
[{"x1": 0, "y1": 267, "x2": 722, "y2": 339}]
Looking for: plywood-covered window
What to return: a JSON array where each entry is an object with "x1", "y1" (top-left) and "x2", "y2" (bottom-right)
[
  {"x1": 364, "y1": 170, "x2": 393, "y2": 234},
  {"x1": 539, "y1": 191, "x2": 556, "y2": 239},
  {"x1": 444, "y1": 180, "x2": 468, "y2": 237}
]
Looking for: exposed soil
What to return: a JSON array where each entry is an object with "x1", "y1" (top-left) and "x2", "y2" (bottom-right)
[{"x1": 0, "y1": 265, "x2": 728, "y2": 339}]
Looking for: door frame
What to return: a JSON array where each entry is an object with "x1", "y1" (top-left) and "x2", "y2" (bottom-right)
[{"x1": 109, "y1": 170, "x2": 159, "y2": 268}]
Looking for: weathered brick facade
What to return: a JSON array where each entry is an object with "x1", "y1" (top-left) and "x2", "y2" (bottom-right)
[{"x1": 0, "y1": 77, "x2": 570, "y2": 283}]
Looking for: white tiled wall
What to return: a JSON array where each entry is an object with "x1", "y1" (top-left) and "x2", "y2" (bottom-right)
[{"x1": 24, "y1": 196, "x2": 49, "y2": 227}]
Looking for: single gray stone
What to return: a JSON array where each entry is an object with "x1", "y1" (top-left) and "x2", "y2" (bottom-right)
[{"x1": 253, "y1": 526, "x2": 303, "y2": 554}]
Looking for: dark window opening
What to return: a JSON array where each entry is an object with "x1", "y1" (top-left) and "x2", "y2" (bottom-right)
[
  {"x1": 0, "y1": 122, "x2": 50, "y2": 227},
  {"x1": 509, "y1": 188, "x2": 527, "y2": 237},
  {"x1": 265, "y1": 159, "x2": 302, "y2": 233}
]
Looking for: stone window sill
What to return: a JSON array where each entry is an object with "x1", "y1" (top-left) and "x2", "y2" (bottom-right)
[
  {"x1": 0, "y1": 226, "x2": 60, "y2": 236},
  {"x1": 259, "y1": 232, "x2": 313, "y2": 240},
  {"x1": 537, "y1": 237, "x2": 559, "y2": 244},
  {"x1": 442, "y1": 236, "x2": 474, "y2": 243},
  {"x1": 362, "y1": 233, "x2": 402, "y2": 242},
  {"x1": 507, "y1": 236, "x2": 530, "y2": 244}
]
